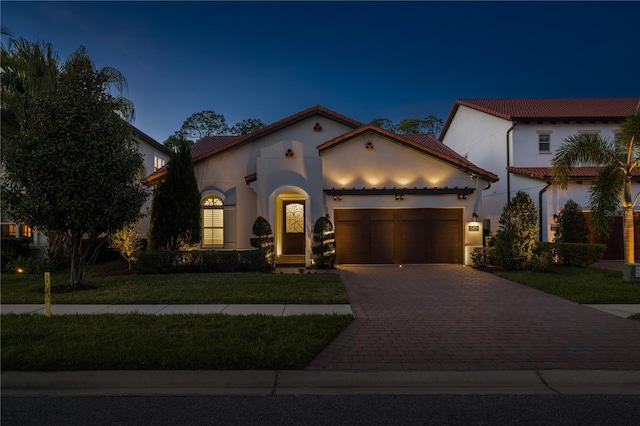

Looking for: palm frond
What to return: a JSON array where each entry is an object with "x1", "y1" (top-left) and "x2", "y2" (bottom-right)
[
  {"x1": 551, "y1": 133, "x2": 617, "y2": 188},
  {"x1": 588, "y1": 164, "x2": 625, "y2": 237},
  {"x1": 97, "y1": 66, "x2": 127, "y2": 95}
]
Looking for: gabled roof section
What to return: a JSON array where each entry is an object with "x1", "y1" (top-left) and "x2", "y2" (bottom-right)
[
  {"x1": 318, "y1": 125, "x2": 498, "y2": 182},
  {"x1": 507, "y1": 166, "x2": 640, "y2": 180},
  {"x1": 130, "y1": 124, "x2": 172, "y2": 156},
  {"x1": 440, "y1": 97, "x2": 640, "y2": 140},
  {"x1": 191, "y1": 105, "x2": 363, "y2": 163}
]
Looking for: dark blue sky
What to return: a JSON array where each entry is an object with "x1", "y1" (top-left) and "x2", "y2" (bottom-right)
[{"x1": 2, "y1": 1, "x2": 639, "y2": 142}]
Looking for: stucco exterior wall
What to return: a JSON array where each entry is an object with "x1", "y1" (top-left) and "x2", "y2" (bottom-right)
[
  {"x1": 322, "y1": 132, "x2": 484, "y2": 219},
  {"x1": 134, "y1": 135, "x2": 170, "y2": 237},
  {"x1": 511, "y1": 122, "x2": 622, "y2": 168},
  {"x1": 441, "y1": 106, "x2": 512, "y2": 222}
]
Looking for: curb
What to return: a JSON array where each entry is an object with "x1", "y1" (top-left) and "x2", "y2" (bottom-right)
[{"x1": 2, "y1": 370, "x2": 639, "y2": 397}]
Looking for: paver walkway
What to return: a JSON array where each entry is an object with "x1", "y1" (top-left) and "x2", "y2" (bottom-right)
[{"x1": 306, "y1": 265, "x2": 640, "y2": 371}]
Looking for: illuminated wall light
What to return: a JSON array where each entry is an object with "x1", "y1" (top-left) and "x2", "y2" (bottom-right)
[{"x1": 366, "y1": 176, "x2": 381, "y2": 186}]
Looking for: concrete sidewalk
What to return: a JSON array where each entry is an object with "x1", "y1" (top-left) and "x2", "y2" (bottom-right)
[
  {"x1": 1, "y1": 303, "x2": 636, "y2": 317},
  {"x1": 2, "y1": 369, "x2": 639, "y2": 396},
  {"x1": 0, "y1": 304, "x2": 353, "y2": 316}
]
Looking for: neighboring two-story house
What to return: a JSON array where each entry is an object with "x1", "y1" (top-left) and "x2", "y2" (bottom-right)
[
  {"x1": 440, "y1": 98, "x2": 640, "y2": 259},
  {"x1": 147, "y1": 105, "x2": 498, "y2": 266}
]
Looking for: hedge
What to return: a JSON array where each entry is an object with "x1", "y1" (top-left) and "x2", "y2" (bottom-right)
[
  {"x1": 133, "y1": 250, "x2": 266, "y2": 274},
  {"x1": 535, "y1": 241, "x2": 606, "y2": 267},
  {"x1": 472, "y1": 241, "x2": 606, "y2": 269}
]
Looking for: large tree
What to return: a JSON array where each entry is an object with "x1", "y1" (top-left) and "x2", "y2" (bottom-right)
[
  {"x1": 1, "y1": 44, "x2": 147, "y2": 286},
  {"x1": 369, "y1": 115, "x2": 444, "y2": 136},
  {"x1": 179, "y1": 110, "x2": 229, "y2": 140},
  {"x1": 230, "y1": 118, "x2": 266, "y2": 135},
  {"x1": 148, "y1": 139, "x2": 201, "y2": 251},
  {"x1": 551, "y1": 106, "x2": 640, "y2": 268}
]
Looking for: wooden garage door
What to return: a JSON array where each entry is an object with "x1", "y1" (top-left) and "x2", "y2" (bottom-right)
[{"x1": 334, "y1": 208, "x2": 463, "y2": 264}]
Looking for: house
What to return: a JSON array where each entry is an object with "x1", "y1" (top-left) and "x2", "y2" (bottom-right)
[
  {"x1": 0, "y1": 124, "x2": 171, "y2": 255},
  {"x1": 146, "y1": 105, "x2": 498, "y2": 266},
  {"x1": 439, "y1": 97, "x2": 640, "y2": 259},
  {"x1": 130, "y1": 125, "x2": 172, "y2": 236}
]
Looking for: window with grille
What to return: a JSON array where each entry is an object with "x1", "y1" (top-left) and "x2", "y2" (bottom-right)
[
  {"x1": 538, "y1": 134, "x2": 550, "y2": 153},
  {"x1": 202, "y1": 196, "x2": 223, "y2": 247}
]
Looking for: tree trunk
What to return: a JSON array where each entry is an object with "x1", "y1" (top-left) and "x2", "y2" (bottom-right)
[
  {"x1": 623, "y1": 207, "x2": 635, "y2": 264},
  {"x1": 69, "y1": 230, "x2": 85, "y2": 286}
]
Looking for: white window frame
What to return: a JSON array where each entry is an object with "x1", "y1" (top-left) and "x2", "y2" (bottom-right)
[
  {"x1": 154, "y1": 154, "x2": 167, "y2": 172},
  {"x1": 202, "y1": 196, "x2": 224, "y2": 248},
  {"x1": 536, "y1": 130, "x2": 552, "y2": 154}
]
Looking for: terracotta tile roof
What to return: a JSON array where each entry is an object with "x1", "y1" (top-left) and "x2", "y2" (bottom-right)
[
  {"x1": 507, "y1": 166, "x2": 640, "y2": 180},
  {"x1": 190, "y1": 104, "x2": 363, "y2": 163},
  {"x1": 318, "y1": 125, "x2": 498, "y2": 182},
  {"x1": 191, "y1": 135, "x2": 239, "y2": 158},
  {"x1": 440, "y1": 97, "x2": 640, "y2": 140}
]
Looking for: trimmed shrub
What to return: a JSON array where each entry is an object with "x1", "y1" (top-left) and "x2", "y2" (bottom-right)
[
  {"x1": 312, "y1": 216, "x2": 335, "y2": 269},
  {"x1": 133, "y1": 250, "x2": 266, "y2": 274},
  {"x1": 249, "y1": 216, "x2": 275, "y2": 270},
  {"x1": 555, "y1": 199, "x2": 589, "y2": 244},
  {"x1": 494, "y1": 191, "x2": 539, "y2": 270},
  {"x1": 471, "y1": 247, "x2": 495, "y2": 267}
]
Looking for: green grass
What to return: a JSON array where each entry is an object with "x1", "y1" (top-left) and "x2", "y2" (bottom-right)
[
  {"x1": 1, "y1": 313, "x2": 353, "y2": 371},
  {"x1": 0, "y1": 260, "x2": 348, "y2": 304},
  {"x1": 494, "y1": 266, "x2": 640, "y2": 304},
  {"x1": 629, "y1": 313, "x2": 640, "y2": 321}
]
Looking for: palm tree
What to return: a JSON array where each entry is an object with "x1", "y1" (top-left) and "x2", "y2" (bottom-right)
[
  {"x1": 551, "y1": 105, "x2": 640, "y2": 269},
  {"x1": 1, "y1": 38, "x2": 60, "y2": 138}
]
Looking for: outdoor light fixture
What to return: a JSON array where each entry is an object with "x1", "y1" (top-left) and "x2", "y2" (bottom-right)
[
  {"x1": 472, "y1": 213, "x2": 479, "y2": 221},
  {"x1": 333, "y1": 195, "x2": 342, "y2": 201},
  {"x1": 458, "y1": 194, "x2": 467, "y2": 200},
  {"x1": 395, "y1": 194, "x2": 405, "y2": 201},
  {"x1": 553, "y1": 214, "x2": 559, "y2": 223}
]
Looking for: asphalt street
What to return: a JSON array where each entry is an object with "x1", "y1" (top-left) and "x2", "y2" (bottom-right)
[{"x1": 3, "y1": 394, "x2": 640, "y2": 426}]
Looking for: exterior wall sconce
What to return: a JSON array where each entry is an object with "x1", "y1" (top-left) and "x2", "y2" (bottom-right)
[
  {"x1": 365, "y1": 141, "x2": 374, "y2": 150},
  {"x1": 457, "y1": 194, "x2": 467, "y2": 200},
  {"x1": 333, "y1": 195, "x2": 342, "y2": 201},
  {"x1": 285, "y1": 148, "x2": 294, "y2": 158},
  {"x1": 553, "y1": 214, "x2": 559, "y2": 223},
  {"x1": 313, "y1": 122, "x2": 322, "y2": 131},
  {"x1": 472, "y1": 213, "x2": 479, "y2": 221},
  {"x1": 395, "y1": 194, "x2": 405, "y2": 201}
]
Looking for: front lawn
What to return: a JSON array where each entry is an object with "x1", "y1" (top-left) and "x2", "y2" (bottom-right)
[
  {"x1": 1, "y1": 313, "x2": 353, "y2": 371},
  {"x1": 0, "y1": 260, "x2": 348, "y2": 304},
  {"x1": 494, "y1": 266, "x2": 640, "y2": 304}
]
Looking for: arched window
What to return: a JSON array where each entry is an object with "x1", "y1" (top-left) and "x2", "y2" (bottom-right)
[{"x1": 202, "y1": 196, "x2": 224, "y2": 247}]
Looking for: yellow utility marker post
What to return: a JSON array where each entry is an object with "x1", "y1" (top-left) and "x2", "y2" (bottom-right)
[{"x1": 44, "y1": 271, "x2": 51, "y2": 317}]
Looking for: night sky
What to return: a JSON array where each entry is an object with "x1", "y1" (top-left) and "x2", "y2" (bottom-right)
[{"x1": 2, "y1": 1, "x2": 638, "y2": 142}]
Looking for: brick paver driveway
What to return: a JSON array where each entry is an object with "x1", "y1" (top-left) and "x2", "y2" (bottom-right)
[{"x1": 307, "y1": 265, "x2": 640, "y2": 370}]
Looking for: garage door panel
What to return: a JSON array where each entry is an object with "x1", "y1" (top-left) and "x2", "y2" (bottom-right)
[
  {"x1": 371, "y1": 222, "x2": 395, "y2": 263},
  {"x1": 428, "y1": 221, "x2": 461, "y2": 263},
  {"x1": 399, "y1": 221, "x2": 426, "y2": 263},
  {"x1": 335, "y1": 221, "x2": 370, "y2": 264}
]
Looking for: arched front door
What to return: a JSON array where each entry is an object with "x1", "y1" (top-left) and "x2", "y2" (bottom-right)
[{"x1": 282, "y1": 200, "x2": 305, "y2": 255}]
